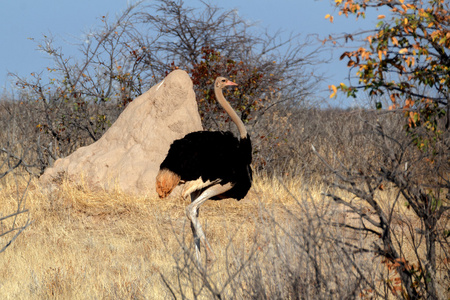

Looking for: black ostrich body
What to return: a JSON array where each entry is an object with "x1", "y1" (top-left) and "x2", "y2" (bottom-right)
[{"x1": 159, "y1": 131, "x2": 252, "y2": 200}]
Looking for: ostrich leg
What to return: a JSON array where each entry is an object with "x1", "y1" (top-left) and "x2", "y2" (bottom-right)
[
  {"x1": 186, "y1": 183, "x2": 233, "y2": 263},
  {"x1": 189, "y1": 190, "x2": 202, "y2": 261}
]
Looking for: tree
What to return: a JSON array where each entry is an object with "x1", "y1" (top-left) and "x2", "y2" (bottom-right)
[
  {"x1": 313, "y1": 114, "x2": 449, "y2": 299},
  {"x1": 134, "y1": 0, "x2": 321, "y2": 130},
  {"x1": 329, "y1": 0, "x2": 449, "y2": 148},
  {"x1": 322, "y1": 1, "x2": 450, "y2": 298}
]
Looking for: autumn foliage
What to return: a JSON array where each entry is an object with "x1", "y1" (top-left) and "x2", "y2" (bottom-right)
[{"x1": 329, "y1": 0, "x2": 449, "y2": 147}]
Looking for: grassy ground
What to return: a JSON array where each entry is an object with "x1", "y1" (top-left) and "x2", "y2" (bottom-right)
[
  {"x1": 0, "y1": 174, "x2": 448, "y2": 299},
  {"x1": 0, "y1": 174, "x2": 314, "y2": 299}
]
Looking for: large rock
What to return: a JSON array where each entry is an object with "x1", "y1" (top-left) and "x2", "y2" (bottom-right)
[{"x1": 40, "y1": 70, "x2": 202, "y2": 195}]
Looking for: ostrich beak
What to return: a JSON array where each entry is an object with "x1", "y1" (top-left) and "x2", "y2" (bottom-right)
[{"x1": 226, "y1": 80, "x2": 238, "y2": 86}]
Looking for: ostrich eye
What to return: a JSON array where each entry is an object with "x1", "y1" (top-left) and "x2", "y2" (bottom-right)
[{"x1": 221, "y1": 79, "x2": 226, "y2": 82}]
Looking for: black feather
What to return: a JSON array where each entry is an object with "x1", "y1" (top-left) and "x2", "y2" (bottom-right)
[{"x1": 159, "y1": 131, "x2": 252, "y2": 200}]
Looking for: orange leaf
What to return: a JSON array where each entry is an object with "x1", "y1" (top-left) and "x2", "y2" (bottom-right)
[
  {"x1": 378, "y1": 15, "x2": 385, "y2": 19},
  {"x1": 391, "y1": 37, "x2": 399, "y2": 46},
  {"x1": 404, "y1": 98, "x2": 414, "y2": 109},
  {"x1": 329, "y1": 85, "x2": 337, "y2": 98},
  {"x1": 390, "y1": 93, "x2": 397, "y2": 103}
]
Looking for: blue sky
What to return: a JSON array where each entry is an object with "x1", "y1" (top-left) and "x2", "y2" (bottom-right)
[{"x1": 0, "y1": 0, "x2": 379, "y2": 107}]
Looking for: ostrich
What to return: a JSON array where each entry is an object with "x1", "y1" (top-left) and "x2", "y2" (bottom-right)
[{"x1": 155, "y1": 76, "x2": 252, "y2": 262}]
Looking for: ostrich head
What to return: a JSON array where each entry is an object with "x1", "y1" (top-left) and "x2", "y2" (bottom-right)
[{"x1": 215, "y1": 77, "x2": 238, "y2": 89}]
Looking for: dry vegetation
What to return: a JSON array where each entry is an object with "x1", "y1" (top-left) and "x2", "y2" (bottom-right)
[
  {"x1": 0, "y1": 173, "x2": 312, "y2": 298},
  {"x1": 1, "y1": 171, "x2": 447, "y2": 299},
  {"x1": 1, "y1": 1, "x2": 449, "y2": 297},
  {"x1": 1, "y1": 102, "x2": 449, "y2": 298}
]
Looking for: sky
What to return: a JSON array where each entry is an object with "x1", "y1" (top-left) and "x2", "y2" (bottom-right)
[{"x1": 0, "y1": 0, "x2": 381, "y2": 107}]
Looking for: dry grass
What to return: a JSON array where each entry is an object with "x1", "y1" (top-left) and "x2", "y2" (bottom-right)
[
  {"x1": 0, "y1": 173, "x2": 314, "y2": 299},
  {"x1": 0, "y1": 173, "x2": 448, "y2": 299}
]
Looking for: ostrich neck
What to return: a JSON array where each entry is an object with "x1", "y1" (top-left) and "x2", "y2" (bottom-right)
[{"x1": 215, "y1": 86, "x2": 248, "y2": 139}]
